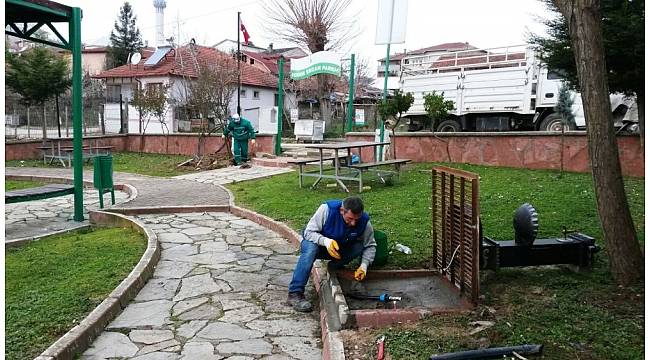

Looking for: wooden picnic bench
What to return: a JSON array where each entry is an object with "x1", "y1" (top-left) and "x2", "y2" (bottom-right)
[
  {"x1": 38, "y1": 140, "x2": 114, "y2": 167},
  {"x1": 348, "y1": 158, "x2": 412, "y2": 185},
  {"x1": 288, "y1": 155, "x2": 348, "y2": 188},
  {"x1": 5, "y1": 184, "x2": 75, "y2": 204}
]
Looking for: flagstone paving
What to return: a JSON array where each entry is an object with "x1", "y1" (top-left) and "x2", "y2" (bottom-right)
[
  {"x1": 173, "y1": 165, "x2": 292, "y2": 186},
  {"x1": 80, "y1": 212, "x2": 321, "y2": 360},
  {"x1": 5, "y1": 188, "x2": 130, "y2": 241}
]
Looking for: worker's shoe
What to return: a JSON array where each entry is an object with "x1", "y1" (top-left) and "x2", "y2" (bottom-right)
[
  {"x1": 287, "y1": 292, "x2": 313, "y2": 312},
  {"x1": 240, "y1": 163, "x2": 252, "y2": 169}
]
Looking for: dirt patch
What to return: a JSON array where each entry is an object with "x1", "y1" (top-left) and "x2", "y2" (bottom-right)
[
  {"x1": 341, "y1": 328, "x2": 380, "y2": 360},
  {"x1": 177, "y1": 152, "x2": 233, "y2": 171}
]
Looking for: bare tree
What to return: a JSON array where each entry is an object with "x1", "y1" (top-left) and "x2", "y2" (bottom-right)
[
  {"x1": 176, "y1": 45, "x2": 238, "y2": 157},
  {"x1": 263, "y1": 0, "x2": 358, "y2": 124},
  {"x1": 552, "y1": 0, "x2": 643, "y2": 285},
  {"x1": 131, "y1": 82, "x2": 171, "y2": 151}
]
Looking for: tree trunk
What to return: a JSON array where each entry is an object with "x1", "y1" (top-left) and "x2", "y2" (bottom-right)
[
  {"x1": 553, "y1": 0, "x2": 643, "y2": 285},
  {"x1": 637, "y1": 91, "x2": 644, "y2": 154}
]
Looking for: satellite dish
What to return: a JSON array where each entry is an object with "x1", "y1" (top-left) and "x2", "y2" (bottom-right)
[{"x1": 130, "y1": 52, "x2": 142, "y2": 65}]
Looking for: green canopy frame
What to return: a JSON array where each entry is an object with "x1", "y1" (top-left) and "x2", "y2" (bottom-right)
[{"x1": 5, "y1": 0, "x2": 85, "y2": 221}]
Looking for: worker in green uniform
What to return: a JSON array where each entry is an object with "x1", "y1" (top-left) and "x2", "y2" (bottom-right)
[{"x1": 222, "y1": 114, "x2": 256, "y2": 166}]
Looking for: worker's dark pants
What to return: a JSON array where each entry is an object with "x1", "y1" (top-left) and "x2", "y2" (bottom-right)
[
  {"x1": 233, "y1": 139, "x2": 249, "y2": 165},
  {"x1": 288, "y1": 239, "x2": 364, "y2": 294}
]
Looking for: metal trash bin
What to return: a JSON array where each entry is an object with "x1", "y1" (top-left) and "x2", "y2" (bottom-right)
[{"x1": 93, "y1": 155, "x2": 115, "y2": 209}]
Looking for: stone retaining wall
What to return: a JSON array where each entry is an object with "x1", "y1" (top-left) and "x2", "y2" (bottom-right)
[{"x1": 346, "y1": 131, "x2": 644, "y2": 177}]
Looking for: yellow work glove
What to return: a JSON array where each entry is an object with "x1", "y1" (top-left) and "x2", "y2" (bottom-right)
[
  {"x1": 354, "y1": 263, "x2": 368, "y2": 281},
  {"x1": 324, "y1": 238, "x2": 341, "y2": 260}
]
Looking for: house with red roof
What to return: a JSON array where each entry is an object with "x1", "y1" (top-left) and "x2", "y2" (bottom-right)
[{"x1": 94, "y1": 44, "x2": 283, "y2": 134}]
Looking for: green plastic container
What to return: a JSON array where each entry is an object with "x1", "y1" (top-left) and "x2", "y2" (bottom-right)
[
  {"x1": 93, "y1": 155, "x2": 114, "y2": 190},
  {"x1": 373, "y1": 230, "x2": 389, "y2": 266}
]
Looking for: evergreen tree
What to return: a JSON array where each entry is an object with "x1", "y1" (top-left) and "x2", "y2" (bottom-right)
[
  {"x1": 6, "y1": 47, "x2": 71, "y2": 138},
  {"x1": 554, "y1": 82, "x2": 575, "y2": 126},
  {"x1": 107, "y1": 2, "x2": 143, "y2": 68},
  {"x1": 530, "y1": 0, "x2": 644, "y2": 143}
]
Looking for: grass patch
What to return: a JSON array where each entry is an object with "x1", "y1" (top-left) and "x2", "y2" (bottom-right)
[
  {"x1": 6, "y1": 152, "x2": 194, "y2": 177},
  {"x1": 226, "y1": 162, "x2": 644, "y2": 359},
  {"x1": 5, "y1": 227, "x2": 146, "y2": 360},
  {"x1": 5, "y1": 179, "x2": 46, "y2": 191},
  {"x1": 227, "y1": 162, "x2": 644, "y2": 268}
]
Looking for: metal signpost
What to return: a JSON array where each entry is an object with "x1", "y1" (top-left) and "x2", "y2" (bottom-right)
[{"x1": 375, "y1": 0, "x2": 407, "y2": 161}]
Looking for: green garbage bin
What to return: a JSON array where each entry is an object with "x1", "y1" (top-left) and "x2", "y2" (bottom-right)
[
  {"x1": 93, "y1": 155, "x2": 115, "y2": 209},
  {"x1": 373, "y1": 230, "x2": 389, "y2": 266}
]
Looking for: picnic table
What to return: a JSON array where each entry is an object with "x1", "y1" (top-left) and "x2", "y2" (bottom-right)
[
  {"x1": 39, "y1": 140, "x2": 113, "y2": 167},
  {"x1": 291, "y1": 141, "x2": 410, "y2": 192}
]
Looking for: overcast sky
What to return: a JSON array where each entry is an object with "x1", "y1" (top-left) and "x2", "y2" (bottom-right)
[{"x1": 54, "y1": 0, "x2": 553, "y2": 65}]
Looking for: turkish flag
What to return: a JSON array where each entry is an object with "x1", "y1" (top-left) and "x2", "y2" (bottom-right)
[{"x1": 240, "y1": 21, "x2": 251, "y2": 45}]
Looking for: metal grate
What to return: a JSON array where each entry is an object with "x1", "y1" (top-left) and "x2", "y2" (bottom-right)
[{"x1": 432, "y1": 166, "x2": 480, "y2": 304}]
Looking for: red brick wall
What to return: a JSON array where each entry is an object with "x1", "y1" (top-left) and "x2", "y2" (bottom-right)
[
  {"x1": 346, "y1": 132, "x2": 644, "y2": 177},
  {"x1": 5, "y1": 134, "x2": 276, "y2": 160},
  {"x1": 5, "y1": 135, "x2": 128, "y2": 161}
]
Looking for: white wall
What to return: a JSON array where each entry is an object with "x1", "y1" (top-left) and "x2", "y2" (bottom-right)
[{"x1": 230, "y1": 86, "x2": 278, "y2": 134}]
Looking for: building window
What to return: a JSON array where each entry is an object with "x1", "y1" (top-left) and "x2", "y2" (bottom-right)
[
  {"x1": 274, "y1": 94, "x2": 279, "y2": 106},
  {"x1": 250, "y1": 58, "x2": 255, "y2": 65},
  {"x1": 240, "y1": 89, "x2": 247, "y2": 97},
  {"x1": 107, "y1": 85, "x2": 121, "y2": 103},
  {"x1": 146, "y1": 82, "x2": 163, "y2": 94},
  {"x1": 253, "y1": 90, "x2": 260, "y2": 99}
]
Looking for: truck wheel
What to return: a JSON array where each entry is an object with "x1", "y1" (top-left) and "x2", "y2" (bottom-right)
[
  {"x1": 539, "y1": 113, "x2": 577, "y2": 132},
  {"x1": 436, "y1": 120, "x2": 461, "y2": 132}
]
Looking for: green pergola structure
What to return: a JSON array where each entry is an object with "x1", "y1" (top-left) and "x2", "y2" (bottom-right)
[{"x1": 5, "y1": 0, "x2": 85, "y2": 221}]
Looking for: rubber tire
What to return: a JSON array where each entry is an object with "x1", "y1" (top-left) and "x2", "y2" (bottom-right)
[
  {"x1": 436, "y1": 119, "x2": 462, "y2": 132},
  {"x1": 539, "y1": 113, "x2": 577, "y2": 132}
]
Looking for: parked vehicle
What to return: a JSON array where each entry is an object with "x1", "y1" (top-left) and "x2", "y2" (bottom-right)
[{"x1": 399, "y1": 45, "x2": 636, "y2": 132}]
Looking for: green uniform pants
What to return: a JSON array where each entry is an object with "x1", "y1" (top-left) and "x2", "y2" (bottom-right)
[{"x1": 233, "y1": 139, "x2": 249, "y2": 165}]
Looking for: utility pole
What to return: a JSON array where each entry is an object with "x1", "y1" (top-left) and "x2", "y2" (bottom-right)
[
  {"x1": 346, "y1": 54, "x2": 356, "y2": 133},
  {"x1": 237, "y1": 11, "x2": 242, "y2": 115}
]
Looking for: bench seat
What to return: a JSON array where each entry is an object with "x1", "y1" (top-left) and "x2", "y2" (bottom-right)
[
  {"x1": 348, "y1": 159, "x2": 411, "y2": 169},
  {"x1": 6, "y1": 184, "x2": 75, "y2": 204}
]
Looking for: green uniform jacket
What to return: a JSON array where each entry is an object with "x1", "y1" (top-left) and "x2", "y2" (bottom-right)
[{"x1": 223, "y1": 117, "x2": 256, "y2": 141}]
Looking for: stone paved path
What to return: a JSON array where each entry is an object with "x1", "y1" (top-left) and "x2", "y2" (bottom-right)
[
  {"x1": 81, "y1": 212, "x2": 321, "y2": 360},
  {"x1": 173, "y1": 165, "x2": 292, "y2": 186},
  {"x1": 5, "y1": 188, "x2": 130, "y2": 241}
]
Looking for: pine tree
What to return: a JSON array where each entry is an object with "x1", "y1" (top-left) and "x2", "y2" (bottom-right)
[{"x1": 107, "y1": 2, "x2": 143, "y2": 68}]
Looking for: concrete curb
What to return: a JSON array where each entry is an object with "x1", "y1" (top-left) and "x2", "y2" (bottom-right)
[
  {"x1": 36, "y1": 211, "x2": 160, "y2": 360},
  {"x1": 5, "y1": 225, "x2": 92, "y2": 249}
]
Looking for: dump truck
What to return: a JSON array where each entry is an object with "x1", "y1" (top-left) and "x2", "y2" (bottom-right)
[{"x1": 399, "y1": 45, "x2": 636, "y2": 132}]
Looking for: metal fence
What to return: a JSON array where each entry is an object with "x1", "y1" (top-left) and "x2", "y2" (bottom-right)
[{"x1": 4, "y1": 91, "x2": 111, "y2": 140}]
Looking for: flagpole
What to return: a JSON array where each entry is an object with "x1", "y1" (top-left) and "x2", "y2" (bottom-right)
[{"x1": 237, "y1": 11, "x2": 241, "y2": 115}]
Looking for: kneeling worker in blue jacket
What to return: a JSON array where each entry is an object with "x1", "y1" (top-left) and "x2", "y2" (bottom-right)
[
  {"x1": 287, "y1": 196, "x2": 376, "y2": 312},
  {"x1": 222, "y1": 113, "x2": 256, "y2": 166}
]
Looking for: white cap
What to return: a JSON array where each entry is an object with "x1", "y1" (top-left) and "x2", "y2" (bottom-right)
[{"x1": 232, "y1": 114, "x2": 240, "y2": 120}]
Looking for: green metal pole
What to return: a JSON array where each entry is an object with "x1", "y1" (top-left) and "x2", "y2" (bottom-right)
[
  {"x1": 346, "y1": 54, "x2": 356, "y2": 133},
  {"x1": 275, "y1": 56, "x2": 284, "y2": 156},
  {"x1": 70, "y1": 7, "x2": 84, "y2": 221},
  {"x1": 379, "y1": 43, "x2": 391, "y2": 161}
]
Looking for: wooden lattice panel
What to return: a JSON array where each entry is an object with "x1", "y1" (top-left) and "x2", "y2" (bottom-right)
[{"x1": 432, "y1": 166, "x2": 480, "y2": 304}]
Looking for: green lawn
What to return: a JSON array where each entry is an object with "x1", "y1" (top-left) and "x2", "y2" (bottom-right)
[
  {"x1": 226, "y1": 162, "x2": 645, "y2": 359},
  {"x1": 5, "y1": 179, "x2": 46, "y2": 191},
  {"x1": 5, "y1": 227, "x2": 146, "y2": 360},
  {"x1": 6, "y1": 152, "x2": 194, "y2": 177}
]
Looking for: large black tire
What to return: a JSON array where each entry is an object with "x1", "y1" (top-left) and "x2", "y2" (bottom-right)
[
  {"x1": 539, "y1": 113, "x2": 577, "y2": 132},
  {"x1": 436, "y1": 119, "x2": 461, "y2": 132}
]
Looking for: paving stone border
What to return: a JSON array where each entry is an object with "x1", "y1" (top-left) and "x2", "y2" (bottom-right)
[
  {"x1": 35, "y1": 211, "x2": 160, "y2": 360},
  {"x1": 5, "y1": 225, "x2": 93, "y2": 249}
]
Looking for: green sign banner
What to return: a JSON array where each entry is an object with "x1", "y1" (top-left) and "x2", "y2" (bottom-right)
[{"x1": 290, "y1": 51, "x2": 341, "y2": 80}]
